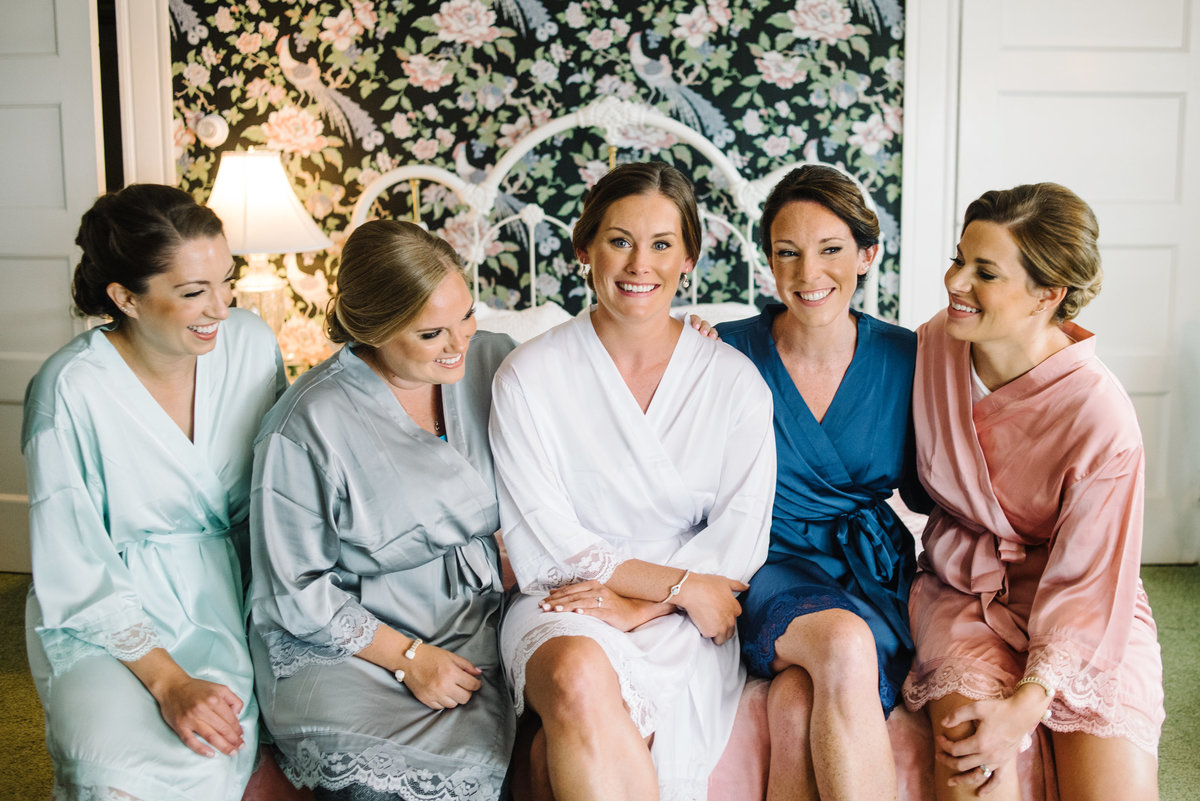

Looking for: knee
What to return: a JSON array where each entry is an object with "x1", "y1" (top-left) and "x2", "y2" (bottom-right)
[
  {"x1": 768, "y1": 666, "x2": 815, "y2": 727},
  {"x1": 525, "y1": 637, "x2": 621, "y2": 724},
  {"x1": 782, "y1": 610, "x2": 879, "y2": 691}
]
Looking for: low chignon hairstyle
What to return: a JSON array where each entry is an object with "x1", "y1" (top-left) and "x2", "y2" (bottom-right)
[
  {"x1": 72, "y1": 184, "x2": 225, "y2": 319},
  {"x1": 961, "y1": 182, "x2": 1102, "y2": 322},
  {"x1": 326, "y1": 219, "x2": 466, "y2": 347},
  {"x1": 571, "y1": 162, "x2": 702, "y2": 288},
  {"x1": 760, "y1": 164, "x2": 879, "y2": 250}
]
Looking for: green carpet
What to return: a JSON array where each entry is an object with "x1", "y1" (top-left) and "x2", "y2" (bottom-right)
[{"x1": 1, "y1": 567, "x2": 1197, "y2": 799}]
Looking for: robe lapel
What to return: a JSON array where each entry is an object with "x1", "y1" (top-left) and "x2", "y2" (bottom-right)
[{"x1": 95, "y1": 331, "x2": 230, "y2": 525}]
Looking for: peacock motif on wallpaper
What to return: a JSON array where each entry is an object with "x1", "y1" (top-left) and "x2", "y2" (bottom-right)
[{"x1": 277, "y1": 35, "x2": 384, "y2": 152}]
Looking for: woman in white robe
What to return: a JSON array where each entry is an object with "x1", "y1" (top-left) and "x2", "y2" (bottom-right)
[
  {"x1": 248, "y1": 220, "x2": 516, "y2": 800},
  {"x1": 23, "y1": 184, "x2": 285, "y2": 801},
  {"x1": 490, "y1": 162, "x2": 776, "y2": 801}
]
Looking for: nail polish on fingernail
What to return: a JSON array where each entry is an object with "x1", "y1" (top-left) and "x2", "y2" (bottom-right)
[{"x1": 555, "y1": 605, "x2": 563, "y2": 611}]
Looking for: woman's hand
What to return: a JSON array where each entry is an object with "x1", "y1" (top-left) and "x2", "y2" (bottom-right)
[
  {"x1": 687, "y1": 314, "x2": 720, "y2": 340},
  {"x1": 146, "y1": 672, "x2": 246, "y2": 758},
  {"x1": 672, "y1": 573, "x2": 748, "y2": 645},
  {"x1": 126, "y1": 648, "x2": 245, "y2": 757},
  {"x1": 935, "y1": 691, "x2": 1049, "y2": 794},
  {"x1": 402, "y1": 644, "x2": 483, "y2": 711},
  {"x1": 541, "y1": 580, "x2": 672, "y2": 632}
]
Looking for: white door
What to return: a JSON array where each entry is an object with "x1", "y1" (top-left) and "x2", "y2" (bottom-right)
[
  {"x1": 0, "y1": 0, "x2": 105, "y2": 571},
  {"x1": 955, "y1": 0, "x2": 1200, "y2": 562}
]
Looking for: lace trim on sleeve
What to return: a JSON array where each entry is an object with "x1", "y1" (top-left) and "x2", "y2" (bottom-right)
[
  {"x1": 536, "y1": 543, "x2": 625, "y2": 590},
  {"x1": 101, "y1": 621, "x2": 163, "y2": 664},
  {"x1": 264, "y1": 603, "x2": 381, "y2": 678}
]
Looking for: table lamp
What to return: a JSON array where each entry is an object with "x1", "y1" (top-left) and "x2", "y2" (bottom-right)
[{"x1": 206, "y1": 149, "x2": 332, "y2": 331}]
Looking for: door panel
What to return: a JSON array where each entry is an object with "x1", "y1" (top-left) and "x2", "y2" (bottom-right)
[{"x1": 0, "y1": 0, "x2": 104, "y2": 571}]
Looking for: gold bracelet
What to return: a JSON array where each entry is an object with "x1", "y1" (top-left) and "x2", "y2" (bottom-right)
[
  {"x1": 1015, "y1": 676, "x2": 1054, "y2": 722},
  {"x1": 1014, "y1": 675, "x2": 1054, "y2": 698}
]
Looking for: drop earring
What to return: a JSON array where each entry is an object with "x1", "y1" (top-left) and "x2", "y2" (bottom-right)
[{"x1": 680, "y1": 273, "x2": 691, "y2": 290}]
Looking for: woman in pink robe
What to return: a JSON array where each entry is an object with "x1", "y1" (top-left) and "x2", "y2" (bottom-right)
[{"x1": 903, "y1": 183, "x2": 1164, "y2": 801}]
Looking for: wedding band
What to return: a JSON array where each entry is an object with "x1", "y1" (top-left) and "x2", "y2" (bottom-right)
[
  {"x1": 596, "y1": 596, "x2": 603, "y2": 608},
  {"x1": 979, "y1": 766, "x2": 993, "y2": 780}
]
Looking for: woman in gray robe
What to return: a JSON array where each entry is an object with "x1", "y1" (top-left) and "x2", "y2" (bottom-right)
[{"x1": 247, "y1": 220, "x2": 516, "y2": 800}]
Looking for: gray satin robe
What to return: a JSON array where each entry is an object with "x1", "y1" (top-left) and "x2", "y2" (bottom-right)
[{"x1": 248, "y1": 332, "x2": 516, "y2": 799}]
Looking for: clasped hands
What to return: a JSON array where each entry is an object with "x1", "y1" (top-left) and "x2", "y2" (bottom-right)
[
  {"x1": 935, "y1": 692, "x2": 1051, "y2": 795},
  {"x1": 399, "y1": 642, "x2": 483, "y2": 711},
  {"x1": 539, "y1": 572, "x2": 748, "y2": 645}
]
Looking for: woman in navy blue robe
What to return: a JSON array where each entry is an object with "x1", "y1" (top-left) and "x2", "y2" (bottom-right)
[{"x1": 717, "y1": 165, "x2": 929, "y2": 801}]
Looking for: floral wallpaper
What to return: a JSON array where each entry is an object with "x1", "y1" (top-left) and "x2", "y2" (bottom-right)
[{"x1": 170, "y1": 0, "x2": 905, "y2": 366}]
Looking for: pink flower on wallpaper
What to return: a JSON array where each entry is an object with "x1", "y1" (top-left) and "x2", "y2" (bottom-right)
[
  {"x1": 579, "y1": 160, "x2": 608, "y2": 189},
  {"x1": 498, "y1": 116, "x2": 533, "y2": 148},
  {"x1": 673, "y1": 6, "x2": 718, "y2": 48},
  {"x1": 182, "y1": 62, "x2": 211, "y2": 88},
  {"x1": 755, "y1": 51, "x2": 806, "y2": 89},
  {"x1": 848, "y1": 113, "x2": 892, "y2": 155},
  {"x1": 320, "y1": 9, "x2": 365, "y2": 51},
  {"x1": 708, "y1": 0, "x2": 733, "y2": 27},
  {"x1": 433, "y1": 0, "x2": 500, "y2": 47},
  {"x1": 277, "y1": 314, "x2": 335, "y2": 369},
  {"x1": 586, "y1": 28, "x2": 614, "y2": 50},
  {"x1": 352, "y1": 0, "x2": 378, "y2": 32},
  {"x1": 213, "y1": 7, "x2": 235, "y2": 34},
  {"x1": 612, "y1": 125, "x2": 678, "y2": 152},
  {"x1": 236, "y1": 32, "x2": 263, "y2": 55},
  {"x1": 883, "y1": 103, "x2": 903, "y2": 134},
  {"x1": 172, "y1": 117, "x2": 195, "y2": 161},
  {"x1": 403, "y1": 54, "x2": 454, "y2": 92},
  {"x1": 440, "y1": 212, "x2": 503, "y2": 260},
  {"x1": 763, "y1": 134, "x2": 791, "y2": 157},
  {"x1": 258, "y1": 22, "x2": 278, "y2": 44},
  {"x1": 788, "y1": 0, "x2": 855, "y2": 44},
  {"x1": 262, "y1": 107, "x2": 329, "y2": 156},
  {"x1": 413, "y1": 138, "x2": 439, "y2": 160}
]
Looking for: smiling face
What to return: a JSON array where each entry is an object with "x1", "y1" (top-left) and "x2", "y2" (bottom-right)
[
  {"x1": 578, "y1": 191, "x2": 695, "y2": 326},
  {"x1": 369, "y1": 270, "x2": 477, "y2": 390},
  {"x1": 944, "y1": 220, "x2": 1058, "y2": 345},
  {"x1": 769, "y1": 200, "x2": 875, "y2": 331},
  {"x1": 113, "y1": 235, "x2": 235, "y2": 360}
]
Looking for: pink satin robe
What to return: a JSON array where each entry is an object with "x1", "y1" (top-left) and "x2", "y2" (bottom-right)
[{"x1": 902, "y1": 311, "x2": 1164, "y2": 755}]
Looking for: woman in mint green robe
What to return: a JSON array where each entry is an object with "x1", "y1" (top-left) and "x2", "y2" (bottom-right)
[{"x1": 23, "y1": 184, "x2": 285, "y2": 801}]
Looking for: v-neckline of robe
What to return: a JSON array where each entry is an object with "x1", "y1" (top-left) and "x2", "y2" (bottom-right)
[
  {"x1": 580, "y1": 308, "x2": 692, "y2": 421},
  {"x1": 765, "y1": 307, "x2": 868, "y2": 433},
  {"x1": 94, "y1": 325, "x2": 209, "y2": 450},
  {"x1": 348, "y1": 343, "x2": 458, "y2": 446}
]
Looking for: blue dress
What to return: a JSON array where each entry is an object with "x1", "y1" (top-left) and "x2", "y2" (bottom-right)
[{"x1": 717, "y1": 305, "x2": 926, "y2": 713}]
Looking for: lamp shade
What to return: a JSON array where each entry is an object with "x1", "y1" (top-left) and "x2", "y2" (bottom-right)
[{"x1": 206, "y1": 149, "x2": 332, "y2": 255}]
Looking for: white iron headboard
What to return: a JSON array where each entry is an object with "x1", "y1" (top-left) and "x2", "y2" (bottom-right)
[{"x1": 349, "y1": 97, "x2": 882, "y2": 327}]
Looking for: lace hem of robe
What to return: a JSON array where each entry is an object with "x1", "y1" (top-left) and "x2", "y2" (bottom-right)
[
  {"x1": 53, "y1": 782, "x2": 145, "y2": 801},
  {"x1": 506, "y1": 616, "x2": 658, "y2": 737},
  {"x1": 741, "y1": 591, "x2": 899, "y2": 713},
  {"x1": 279, "y1": 739, "x2": 503, "y2": 800},
  {"x1": 902, "y1": 655, "x2": 1161, "y2": 755},
  {"x1": 264, "y1": 604, "x2": 380, "y2": 678},
  {"x1": 534, "y1": 543, "x2": 624, "y2": 591}
]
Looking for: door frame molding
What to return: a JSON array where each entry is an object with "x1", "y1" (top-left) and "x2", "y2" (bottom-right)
[{"x1": 116, "y1": 0, "x2": 175, "y2": 185}]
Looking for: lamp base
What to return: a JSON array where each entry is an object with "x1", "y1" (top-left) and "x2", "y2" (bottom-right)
[{"x1": 234, "y1": 253, "x2": 288, "y2": 332}]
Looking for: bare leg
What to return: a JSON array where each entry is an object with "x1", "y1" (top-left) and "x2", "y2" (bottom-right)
[
  {"x1": 927, "y1": 693, "x2": 1019, "y2": 801},
  {"x1": 1052, "y1": 730, "x2": 1158, "y2": 801},
  {"x1": 524, "y1": 636, "x2": 658, "y2": 801},
  {"x1": 527, "y1": 727, "x2": 555, "y2": 801},
  {"x1": 765, "y1": 666, "x2": 819, "y2": 801},
  {"x1": 771, "y1": 609, "x2": 897, "y2": 801}
]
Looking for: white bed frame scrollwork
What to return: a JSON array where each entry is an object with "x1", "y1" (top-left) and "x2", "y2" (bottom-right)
[{"x1": 349, "y1": 97, "x2": 882, "y2": 340}]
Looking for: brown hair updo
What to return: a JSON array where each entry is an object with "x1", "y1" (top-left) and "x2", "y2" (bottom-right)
[
  {"x1": 572, "y1": 162, "x2": 702, "y2": 289},
  {"x1": 72, "y1": 184, "x2": 225, "y2": 319},
  {"x1": 326, "y1": 219, "x2": 466, "y2": 346},
  {"x1": 961, "y1": 183, "x2": 1102, "y2": 322}
]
